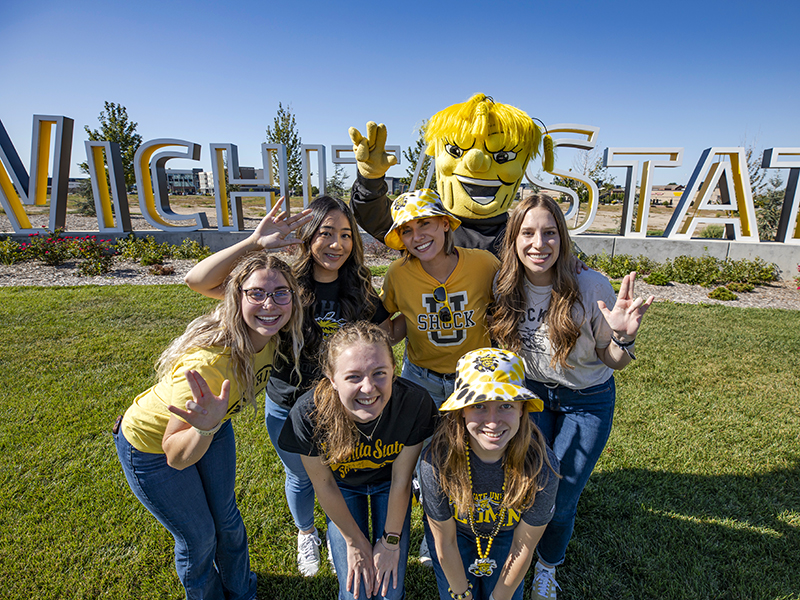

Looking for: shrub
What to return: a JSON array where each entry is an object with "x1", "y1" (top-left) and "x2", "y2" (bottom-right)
[
  {"x1": 23, "y1": 230, "x2": 74, "y2": 266},
  {"x1": 172, "y1": 239, "x2": 211, "y2": 261},
  {"x1": 708, "y1": 287, "x2": 738, "y2": 301},
  {"x1": 699, "y1": 224, "x2": 724, "y2": 239},
  {"x1": 726, "y1": 282, "x2": 754, "y2": 293},
  {"x1": 795, "y1": 264, "x2": 800, "y2": 290},
  {"x1": 74, "y1": 236, "x2": 116, "y2": 276},
  {"x1": 644, "y1": 271, "x2": 671, "y2": 286},
  {"x1": 0, "y1": 238, "x2": 23, "y2": 265},
  {"x1": 719, "y1": 256, "x2": 779, "y2": 285},
  {"x1": 115, "y1": 235, "x2": 171, "y2": 265}
]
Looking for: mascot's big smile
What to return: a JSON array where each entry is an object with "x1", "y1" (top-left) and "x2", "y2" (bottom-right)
[{"x1": 456, "y1": 175, "x2": 506, "y2": 205}]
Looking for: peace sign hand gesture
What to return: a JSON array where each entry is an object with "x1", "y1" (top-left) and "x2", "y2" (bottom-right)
[
  {"x1": 597, "y1": 272, "x2": 655, "y2": 341},
  {"x1": 349, "y1": 121, "x2": 397, "y2": 179}
]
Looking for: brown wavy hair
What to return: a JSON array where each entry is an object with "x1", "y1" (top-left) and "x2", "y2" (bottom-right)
[
  {"x1": 311, "y1": 322, "x2": 395, "y2": 465},
  {"x1": 490, "y1": 195, "x2": 583, "y2": 369},
  {"x1": 428, "y1": 406, "x2": 556, "y2": 516},
  {"x1": 156, "y1": 254, "x2": 303, "y2": 408}
]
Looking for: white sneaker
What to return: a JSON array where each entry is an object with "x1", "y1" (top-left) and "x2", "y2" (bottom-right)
[
  {"x1": 326, "y1": 531, "x2": 336, "y2": 574},
  {"x1": 297, "y1": 528, "x2": 321, "y2": 577},
  {"x1": 532, "y1": 562, "x2": 561, "y2": 600},
  {"x1": 418, "y1": 535, "x2": 433, "y2": 568}
]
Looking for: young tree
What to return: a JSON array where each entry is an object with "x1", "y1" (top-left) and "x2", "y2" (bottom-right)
[
  {"x1": 743, "y1": 136, "x2": 767, "y2": 197},
  {"x1": 755, "y1": 173, "x2": 785, "y2": 241},
  {"x1": 266, "y1": 103, "x2": 302, "y2": 195},
  {"x1": 401, "y1": 120, "x2": 436, "y2": 192},
  {"x1": 76, "y1": 101, "x2": 143, "y2": 215},
  {"x1": 325, "y1": 163, "x2": 350, "y2": 200}
]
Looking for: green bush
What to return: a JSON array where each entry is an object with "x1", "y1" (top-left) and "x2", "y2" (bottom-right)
[
  {"x1": 699, "y1": 224, "x2": 724, "y2": 238},
  {"x1": 172, "y1": 239, "x2": 212, "y2": 261},
  {"x1": 644, "y1": 271, "x2": 671, "y2": 286},
  {"x1": 115, "y1": 235, "x2": 171, "y2": 265},
  {"x1": 708, "y1": 287, "x2": 738, "y2": 301},
  {"x1": 726, "y1": 282, "x2": 754, "y2": 293},
  {"x1": 0, "y1": 238, "x2": 23, "y2": 265}
]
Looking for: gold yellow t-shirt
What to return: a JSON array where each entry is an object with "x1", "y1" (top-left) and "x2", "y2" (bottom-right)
[{"x1": 121, "y1": 340, "x2": 275, "y2": 453}]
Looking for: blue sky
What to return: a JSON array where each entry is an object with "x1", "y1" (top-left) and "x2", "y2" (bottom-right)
[{"x1": 1, "y1": 0, "x2": 798, "y2": 187}]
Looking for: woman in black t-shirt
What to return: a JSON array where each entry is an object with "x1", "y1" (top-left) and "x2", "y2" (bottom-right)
[
  {"x1": 420, "y1": 348, "x2": 560, "y2": 600},
  {"x1": 280, "y1": 322, "x2": 437, "y2": 600}
]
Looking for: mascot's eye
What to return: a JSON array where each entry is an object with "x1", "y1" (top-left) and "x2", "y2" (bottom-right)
[
  {"x1": 493, "y1": 150, "x2": 517, "y2": 164},
  {"x1": 445, "y1": 144, "x2": 464, "y2": 158}
]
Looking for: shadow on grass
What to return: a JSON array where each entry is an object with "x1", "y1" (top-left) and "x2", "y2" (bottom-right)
[{"x1": 563, "y1": 462, "x2": 800, "y2": 600}]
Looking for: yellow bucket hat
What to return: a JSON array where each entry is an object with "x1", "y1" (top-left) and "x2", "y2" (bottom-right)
[
  {"x1": 383, "y1": 189, "x2": 462, "y2": 251},
  {"x1": 440, "y1": 348, "x2": 543, "y2": 413}
]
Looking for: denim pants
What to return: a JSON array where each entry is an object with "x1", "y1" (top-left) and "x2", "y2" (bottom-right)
[
  {"x1": 326, "y1": 479, "x2": 412, "y2": 600},
  {"x1": 423, "y1": 520, "x2": 522, "y2": 600},
  {"x1": 265, "y1": 396, "x2": 316, "y2": 531},
  {"x1": 401, "y1": 358, "x2": 455, "y2": 410},
  {"x1": 114, "y1": 419, "x2": 257, "y2": 600},
  {"x1": 525, "y1": 375, "x2": 616, "y2": 566}
]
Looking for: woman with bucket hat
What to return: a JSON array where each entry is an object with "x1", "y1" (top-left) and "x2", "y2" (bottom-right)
[{"x1": 419, "y1": 348, "x2": 560, "y2": 600}]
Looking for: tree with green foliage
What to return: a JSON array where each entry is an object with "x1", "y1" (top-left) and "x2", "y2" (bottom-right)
[
  {"x1": 325, "y1": 163, "x2": 350, "y2": 200},
  {"x1": 755, "y1": 173, "x2": 785, "y2": 241},
  {"x1": 401, "y1": 121, "x2": 436, "y2": 193},
  {"x1": 76, "y1": 102, "x2": 143, "y2": 215},
  {"x1": 266, "y1": 103, "x2": 302, "y2": 195}
]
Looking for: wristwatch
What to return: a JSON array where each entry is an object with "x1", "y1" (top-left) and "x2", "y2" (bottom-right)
[{"x1": 382, "y1": 530, "x2": 401, "y2": 546}]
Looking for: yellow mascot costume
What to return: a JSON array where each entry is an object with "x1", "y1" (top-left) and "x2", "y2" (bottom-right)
[{"x1": 349, "y1": 93, "x2": 553, "y2": 255}]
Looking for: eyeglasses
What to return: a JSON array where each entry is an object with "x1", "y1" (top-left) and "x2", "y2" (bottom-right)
[
  {"x1": 241, "y1": 288, "x2": 293, "y2": 306},
  {"x1": 432, "y1": 284, "x2": 453, "y2": 324}
]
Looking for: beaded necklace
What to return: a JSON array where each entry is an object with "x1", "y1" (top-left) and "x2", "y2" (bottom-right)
[{"x1": 465, "y1": 441, "x2": 507, "y2": 578}]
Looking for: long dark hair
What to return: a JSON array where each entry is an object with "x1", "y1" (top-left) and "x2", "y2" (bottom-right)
[{"x1": 292, "y1": 196, "x2": 382, "y2": 354}]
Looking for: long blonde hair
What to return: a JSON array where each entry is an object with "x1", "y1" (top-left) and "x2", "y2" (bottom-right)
[
  {"x1": 491, "y1": 195, "x2": 583, "y2": 369},
  {"x1": 311, "y1": 322, "x2": 395, "y2": 465},
  {"x1": 429, "y1": 407, "x2": 555, "y2": 516},
  {"x1": 156, "y1": 254, "x2": 303, "y2": 408}
]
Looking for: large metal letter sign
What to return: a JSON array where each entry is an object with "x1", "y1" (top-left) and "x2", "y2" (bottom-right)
[
  {"x1": 262, "y1": 143, "x2": 289, "y2": 208},
  {"x1": 85, "y1": 141, "x2": 132, "y2": 233},
  {"x1": 0, "y1": 115, "x2": 73, "y2": 232},
  {"x1": 762, "y1": 148, "x2": 800, "y2": 245},
  {"x1": 528, "y1": 125, "x2": 600, "y2": 234},
  {"x1": 134, "y1": 139, "x2": 209, "y2": 231},
  {"x1": 604, "y1": 148, "x2": 683, "y2": 237},
  {"x1": 665, "y1": 148, "x2": 759, "y2": 241},
  {"x1": 301, "y1": 144, "x2": 326, "y2": 208}
]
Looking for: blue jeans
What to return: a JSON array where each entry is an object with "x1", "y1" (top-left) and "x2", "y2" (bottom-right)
[
  {"x1": 265, "y1": 396, "x2": 316, "y2": 531},
  {"x1": 401, "y1": 358, "x2": 455, "y2": 410},
  {"x1": 424, "y1": 520, "x2": 522, "y2": 600},
  {"x1": 326, "y1": 480, "x2": 412, "y2": 600},
  {"x1": 525, "y1": 376, "x2": 616, "y2": 566},
  {"x1": 114, "y1": 419, "x2": 257, "y2": 600}
]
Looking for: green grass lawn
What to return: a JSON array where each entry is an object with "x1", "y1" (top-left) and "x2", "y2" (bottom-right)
[{"x1": 0, "y1": 286, "x2": 798, "y2": 599}]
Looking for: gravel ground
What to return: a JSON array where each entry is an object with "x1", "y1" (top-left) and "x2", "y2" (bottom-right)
[{"x1": 2, "y1": 213, "x2": 798, "y2": 310}]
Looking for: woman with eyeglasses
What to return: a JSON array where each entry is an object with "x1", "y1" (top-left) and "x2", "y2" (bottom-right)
[
  {"x1": 185, "y1": 196, "x2": 401, "y2": 577},
  {"x1": 114, "y1": 253, "x2": 303, "y2": 600},
  {"x1": 491, "y1": 194, "x2": 653, "y2": 600}
]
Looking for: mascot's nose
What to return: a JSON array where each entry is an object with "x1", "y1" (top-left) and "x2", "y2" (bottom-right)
[{"x1": 463, "y1": 148, "x2": 491, "y2": 173}]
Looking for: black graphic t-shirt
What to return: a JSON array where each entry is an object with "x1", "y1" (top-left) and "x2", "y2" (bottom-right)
[
  {"x1": 278, "y1": 378, "x2": 438, "y2": 486},
  {"x1": 267, "y1": 277, "x2": 390, "y2": 409}
]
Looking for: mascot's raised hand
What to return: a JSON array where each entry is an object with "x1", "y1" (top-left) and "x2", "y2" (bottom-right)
[{"x1": 349, "y1": 121, "x2": 398, "y2": 179}]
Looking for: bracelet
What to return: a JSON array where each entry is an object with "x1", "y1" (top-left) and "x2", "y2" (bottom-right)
[
  {"x1": 611, "y1": 335, "x2": 637, "y2": 360},
  {"x1": 193, "y1": 420, "x2": 223, "y2": 436},
  {"x1": 449, "y1": 582, "x2": 473, "y2": 600}
]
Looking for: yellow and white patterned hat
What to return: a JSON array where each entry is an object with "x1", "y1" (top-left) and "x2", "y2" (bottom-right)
[
  {"x1": 383, "y1": 189, "x2": 461, "y2": 251},
  {"x1": 440, "y1": 348, "x2": 543, "y2": 413}
]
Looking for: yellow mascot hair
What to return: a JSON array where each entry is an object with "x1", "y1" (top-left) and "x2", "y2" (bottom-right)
[{"x1": 424, "y1": 94, "x2": 543, "y2": 162}]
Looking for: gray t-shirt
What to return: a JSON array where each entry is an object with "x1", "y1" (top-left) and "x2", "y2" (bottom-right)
[
  {"x1": 420, "y1": 445, "x2": 559, "y2": 535},
  {"x1": 518, "y1": 269, "x2": 616, "y2": 389}
]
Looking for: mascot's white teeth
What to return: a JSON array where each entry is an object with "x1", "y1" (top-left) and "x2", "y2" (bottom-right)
[{"x1": 456, "y1": 175, "x2": 502, "y2": 206}]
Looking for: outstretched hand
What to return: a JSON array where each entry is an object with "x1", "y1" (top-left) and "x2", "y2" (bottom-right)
[
  {"x1": 349, "y1": 121, "x2": 397, "y2": 179},
  {"x1": 251, "y1": 196, "x2": 312, "y2": 250},
  {"x1": 168, "y1": 370, "x2": 230, "y2": 431},
  {"x1": 597, "y1": 272, "x2": 655, "y2": 340}
]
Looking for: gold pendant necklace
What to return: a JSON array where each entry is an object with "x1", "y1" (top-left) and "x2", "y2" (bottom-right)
[
  {"x1": 465, "y1": 442, "x2": 506, "y2": 578},
  {"x1": 357, "y1": 409, "x2": 384, "y2": 442}
]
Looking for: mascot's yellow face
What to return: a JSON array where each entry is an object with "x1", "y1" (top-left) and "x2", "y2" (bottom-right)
[{"x1": 425, "y1": 94, "x2": 540, "y2": 220}]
